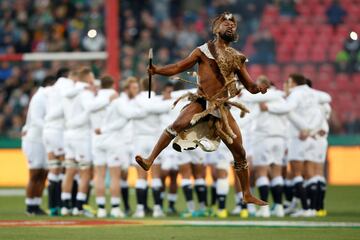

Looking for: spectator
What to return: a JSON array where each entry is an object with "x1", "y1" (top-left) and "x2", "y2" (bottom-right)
[
  {"x1": 278, "y1": 0, "x2": 296, "y2": 17},
  {"x1": 335, "y1": 50, "x2": 351, "y2": 72},
  {"x1": 326, "y1": 0, "x2": 347, "y2": 26},
  {"x1": 251, "y1": 30, "x2": 276, "y2": 64},
  {"x1": 0, "y1": 62, "x2": 12, "y2": 83}
]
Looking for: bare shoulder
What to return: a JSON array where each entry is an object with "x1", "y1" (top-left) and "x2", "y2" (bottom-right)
[
  {"x1": 191, "y1": 48, "x2": 202, "y2": 57},
  {"x1": 187, "y1": 48, "x2": 203, "y2": 63}
]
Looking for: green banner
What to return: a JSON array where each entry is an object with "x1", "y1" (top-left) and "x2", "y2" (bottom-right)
[{"x1": 1, "y1": 135, "x2": 359, "y2": 149}]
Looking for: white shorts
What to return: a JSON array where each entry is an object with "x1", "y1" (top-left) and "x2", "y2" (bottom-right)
[
  {"x1": 43, "y1": 128, "x2": 64, "y2": 156},
  {"x1": 252, "y1": 137, "x2": 286, "y2": 167},
  {"x1": 22, "y1": 140, "x2": 47, "y2": 169},
  {"x1": 93, "y1": 144, "x2": 130, "y2": 169},
  {"x1": 287, "y1": 137, "x2": 317, "y2": 162},
  {"x1": 242, "y1": 131, "x2": 253, "y2": 156},
  {"x1": 312, "y1": 137, "x2": 328, "y2": 163},
  {"x1": 132, "y1": 136, "x2": 158, "y2": 165},
  {"x1": 205, "y1": 144, "x2": 232, "y2": 171},
  {"x1": 246, "y1": 136, "x2": 256, "y2": 158},
  {"x1": 159, "y1": 148, "x2": 180, "y2": 171},
  {"x1": 177, "y1": 148, "x2": 205, "y2": 166},
  {"x1": 64, "y1": 138, "x2": 92, "y2": 164}
]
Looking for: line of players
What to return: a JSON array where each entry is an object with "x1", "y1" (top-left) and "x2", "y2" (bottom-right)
[{"x1": 22, "y1": 67, "x2": 331, "y2": 218}]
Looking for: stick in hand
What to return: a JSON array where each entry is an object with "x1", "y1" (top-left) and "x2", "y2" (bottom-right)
[{"x1": 148, "y1": 48, "x2": 153, "y2": 98}]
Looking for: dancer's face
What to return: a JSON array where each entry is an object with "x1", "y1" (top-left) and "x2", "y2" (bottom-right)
[{"x1": 218, "y1": 20, "x2": 237, "y2": 42}]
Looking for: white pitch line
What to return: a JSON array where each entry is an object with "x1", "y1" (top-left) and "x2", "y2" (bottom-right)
[
  {"x1": 0, "y1": 189, "x2": 25, "y2": 196},
  {"x1": 172, "y1": 220, "x2": 360, "y2": 228}
]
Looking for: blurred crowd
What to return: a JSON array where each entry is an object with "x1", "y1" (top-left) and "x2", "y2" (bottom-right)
[
  {"x1": 0, "y1": 0, "x2": 106, "y2": 138},
  {"x1": 119, "y1": 0, "x2": 267, "y2": 81},
  {"x1": 0, "y1": 0, "x2": 359, "y2": 138}
]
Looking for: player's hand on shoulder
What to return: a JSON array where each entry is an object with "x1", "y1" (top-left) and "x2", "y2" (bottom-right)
[
  {"x1": 259, "y1": 102, "x2": 268, "y2": 112},
  {"x1": 95, "y1": 128, "x2": 101, "y2": 135},
  {"x1": 86, "y1": 85, "x2": 97, "y2": 94},
  {"x1": 110, "y1": 92, "x2": 119, "y2": 102}
]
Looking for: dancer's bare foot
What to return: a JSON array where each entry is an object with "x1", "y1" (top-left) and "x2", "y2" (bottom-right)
[
  {"x1": 243, "y1": 194, "x2": 268, "y2": 206},
  {"x1": 135, "y1": 155, "x2": 151, "y2": 171}
]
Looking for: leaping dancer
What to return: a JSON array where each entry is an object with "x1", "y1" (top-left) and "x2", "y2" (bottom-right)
[{"x1": 135, "y1": 12, "x2": 269, "y2": 206}]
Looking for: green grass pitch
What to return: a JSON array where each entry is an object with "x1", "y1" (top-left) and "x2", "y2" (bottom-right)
[{"x1": 0, "y1": 186, "x2": 359, "y2": 240}]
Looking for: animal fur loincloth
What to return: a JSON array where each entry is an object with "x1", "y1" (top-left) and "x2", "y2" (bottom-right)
[{"x1": 172, "y1": 86, "x2": 249, "y2": 152}]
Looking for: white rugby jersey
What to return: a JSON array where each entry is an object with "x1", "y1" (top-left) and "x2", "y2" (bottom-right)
[
  {"x1": 22, "y1": 87, "x2": 47, "y2": 143},
  {"x1": 44, "y1": 77, "x2": 80, "y2": 130},
  {"x1": 89, "y1": 88, "x2": 117, "y2": 130},
  {"x1": 159, "y1": 88, "x2": 196, "y2": 129},
  {"x1": 242, "y1": 88, "x2": 290, "y2": 140},
  {"x1": 99, "y1": 95, "x2": 145, "y2": 147},
  {"x1": 132, "y1": 91, "x2": 173, "y2": 139},
  {"x1": 64, "y1": 82, "x2": 95, "y2": 138},
  {"x1": 285, "y1": 85, "x2": 331, "y2": 137},
  {"x1": 313, "y1": 89, "x2": 332, "y2": 136}
]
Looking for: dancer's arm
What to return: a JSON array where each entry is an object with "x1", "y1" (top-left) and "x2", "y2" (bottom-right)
[
  {"x1": 236, "y1": 64, "x2": 268, "y2": 94},
  {"x1": 149, "y1": 49, "x2": 200, "y2": 76}
]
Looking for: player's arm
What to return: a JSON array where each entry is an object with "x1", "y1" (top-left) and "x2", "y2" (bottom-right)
[
  {"x1": 288, "y1": 111, "x2": 307, "y2": 131},
  {"x1": 236, "y1": 64, "x2": 267, "y2": 94},
  {"x1": 241, "y1": 89, "x2": 280, "y2": 103},
  {"x1": 30, "y1": 96, "x2": 46, "y2": 128},
  {"x1": 45, "y1": 104, "x2": 64, "y2": 121},
  {"x1": 62, "y1": 82, "x2": 85, "y2": 98},
  {"x1": 68, "y1": 91, "x2": 94, "y2": 128},
  {"x1": 116, "y1": 99, "x2": 147, "y2": 119},
  {"x1": 171, "y1": 88, "x2": 197, "y2": 98},
  {"x1": 149, "y1": 49, "x2": 200, "y2": 76},
  {"x1": 316, "y1": 90, "x2": 332, "y2": 104},
  {"x1": 99, "y1": 118, "x2": 128, "y2": 134},
  {"x1": 87, "y1": 93, "x2": 117, "y2": 113},
  {"x1": 263, "y1": 98, "x2": 291, "y2": 115},
  {"x1": 138, "y1": 97, "x2": 173, "y2": 114},
  {"x1": 308, "y1": 108, "x2": 324, "y2": 134}
]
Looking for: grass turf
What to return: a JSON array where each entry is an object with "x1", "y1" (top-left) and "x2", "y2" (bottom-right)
[{"x1": 0, "y1": 186, "x2": 359, "y2": 240}]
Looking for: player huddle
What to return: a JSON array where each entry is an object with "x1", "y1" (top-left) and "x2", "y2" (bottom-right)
[{"x1": 21, "y1": 67, "x2": 331, "y2": 219}]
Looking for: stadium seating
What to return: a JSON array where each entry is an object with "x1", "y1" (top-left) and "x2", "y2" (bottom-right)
[{"x1": 246, "y1": 0, "x2": 360, "y2": 127}]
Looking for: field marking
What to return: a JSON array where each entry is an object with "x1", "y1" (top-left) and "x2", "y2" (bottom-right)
[
  {"x1": 0, "y1": 220, "x2": 141, "y2": 227},
  {"x1": 1, "y1": 219, "x2": 360, "y2": 228},
  {"x1": 169, "y1": 220, "x2": 360, "y2": 228},
  {"x1": 0, "y1": 189, "x2": 25, "y2": 196}
]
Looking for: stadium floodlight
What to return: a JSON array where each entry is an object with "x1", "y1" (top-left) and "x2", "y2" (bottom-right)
[
  {"x1": 350, "y1": 31, "x2": 358, "y2": 41},
  {"x1": 88, "y1": 29, "x2": 98, "y2": 38}
]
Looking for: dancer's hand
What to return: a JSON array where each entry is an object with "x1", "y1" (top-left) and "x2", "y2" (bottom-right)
[
  {"x1": 148, "y1": 65, "x2": 157, "y2": 75},
  {"x1": 109, "y1": 93, "x2": 119, "y2": 102},
  {"x1": 258, "y1": 82, "x2": 268, "y2": 94}
]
